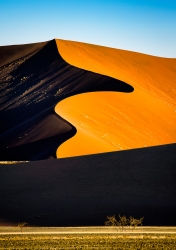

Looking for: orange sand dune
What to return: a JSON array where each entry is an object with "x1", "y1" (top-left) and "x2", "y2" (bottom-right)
[{"x1": 55, "y1": 39, "x2": 176, "y2": 158}]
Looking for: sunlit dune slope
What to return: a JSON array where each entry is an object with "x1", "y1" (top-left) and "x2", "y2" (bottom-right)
[{"x1": 55, "y1": 39, "x2": 176, "y2": 158}]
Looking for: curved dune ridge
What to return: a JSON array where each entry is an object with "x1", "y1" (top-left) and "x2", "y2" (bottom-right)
[
  {"x1": 0, "y1": 39, "x2": 175, "y2": 160},
  {"x1": 0, "y1": 39, "x2": 132, "y2": 161},
  {"x1": 55, "y1": 39, "x2": 176, "y2": 158}
]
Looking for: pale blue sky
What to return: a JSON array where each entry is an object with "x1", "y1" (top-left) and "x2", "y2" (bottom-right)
[{"x1": 0, "y1": 0, "x2": 176, "y2": 57}]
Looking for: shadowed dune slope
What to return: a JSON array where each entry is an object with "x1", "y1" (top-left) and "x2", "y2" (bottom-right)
[
  {"x1": 0, "y1": 40, "x2": 132, "y2": 160},
  {"x1": 0, "y1": 41, "x2": 48, "y2": 68},
  {"x1": 55, "y1": 39, "x2": 176, "y2": 158},
  {"x1": 0, "y1": 144, "x2": 176, "y2": 226}
]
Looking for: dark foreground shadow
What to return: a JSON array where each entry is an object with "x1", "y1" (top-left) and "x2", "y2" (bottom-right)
[
  {"x1": 0, "y1": 143, "x2": 175, "y2": 226},
  {"x1": 0, "y1": 40, "x2": 134, "y2": 160}
]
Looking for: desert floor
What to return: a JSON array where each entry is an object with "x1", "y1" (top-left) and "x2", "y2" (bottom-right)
[{"x1": 0, "y1": 227, "x2": 176, "y2": 249}]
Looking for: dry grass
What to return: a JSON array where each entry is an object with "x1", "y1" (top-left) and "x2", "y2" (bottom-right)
[{"x1": 0, "y1": 233, "x2": 176, "y2": 249}]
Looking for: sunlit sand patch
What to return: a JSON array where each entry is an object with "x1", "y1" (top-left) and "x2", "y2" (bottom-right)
[
  {"x1": 55, "y1": 39, "x2": 176, "y2": 158},
  {"x1": 56, "y1": 39, "x2": 176, "y2": 108},
  {"x1": 55, "y1": 90, "x2": 175, "y2": 158}
]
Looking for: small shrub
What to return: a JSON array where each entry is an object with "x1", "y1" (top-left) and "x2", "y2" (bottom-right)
[
  {"x1": 105, "y1": 214, "x2": 144, "y2": 231},
  {"x1": 118, "y1": 214, "x2": 129, "y2": 231},
  {"x1": 18, "y1": 222, "x2": 28, "y2": 232},
  {"x1": 105, "y1": 215, "x2": 119, "y2": 227}
]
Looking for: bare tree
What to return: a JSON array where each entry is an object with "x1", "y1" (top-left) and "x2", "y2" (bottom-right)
[
  {"x1": 105, "y1": 215, "x2": 144, "y2": 231},
  {"x1": 129, "y1": 216, "x2": 144, "y2": 230},
  {"x1": 118, "y1": 214, "x2": 129, "y2": 231},
  {"x1": 105, "y1": 215, "x2": 119, "y2": 227}
]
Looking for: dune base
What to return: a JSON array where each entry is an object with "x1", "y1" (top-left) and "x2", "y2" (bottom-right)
[{"x1": 0, "y1": 143, "x2": 175, "y2": 226}]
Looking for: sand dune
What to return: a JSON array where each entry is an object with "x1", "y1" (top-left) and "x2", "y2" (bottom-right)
[
  {"x1": 55, "y1": 39, "x2": 176, "y2": 157},
  {"x1": 0, "y1": 40, "x2": 73, "y2": 160},
  {"x1": 0, "y1": 39, "x2": 176, "y2": 227},
  {"x1": 0, "y1": 39, "x2": 175, "y2": 160},
  {"x1": 0, "y1": 39, "x2": 133, "y2": 160}
]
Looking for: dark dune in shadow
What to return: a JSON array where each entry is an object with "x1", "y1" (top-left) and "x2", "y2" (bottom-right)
[
  {"x1": 0, "y1": 143, "x2": 175, "y2": 226},
  {"x1": 0, "y1": 40, "x2": 133, "y2": 160},
  {"x1": 0, "y1": 41, "x2": 48, "y2": 68},
  {"x1": 0, "y1": 125, "x2": 76, "y2": 161}
]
